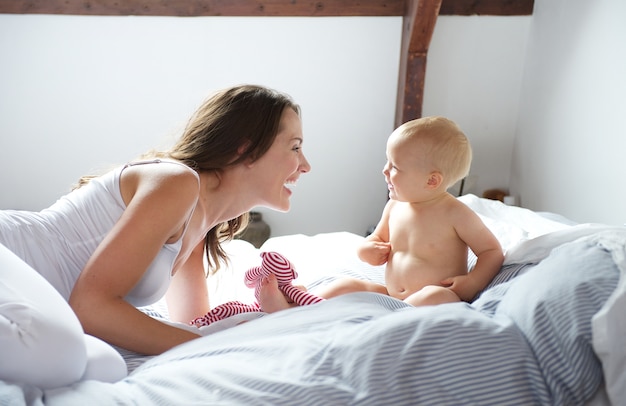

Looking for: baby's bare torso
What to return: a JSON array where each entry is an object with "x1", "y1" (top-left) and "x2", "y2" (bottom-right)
[{"x1": 385, "y1": 199, "x2": 469, "y2": 300}]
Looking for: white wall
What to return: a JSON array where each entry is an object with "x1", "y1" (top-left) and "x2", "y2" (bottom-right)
[
  {"x1": 0, "y1": 15, "x2": 401, "y2": 237},
  {"x1": 510, "y1": 0, "x2": 626, "y2": 225},
  {"x1": 424, "y1": 16, "x2": 530, "y2": 196},
  {"x1": 0, "y1": 13, "x2": 531, "y2": 237}
]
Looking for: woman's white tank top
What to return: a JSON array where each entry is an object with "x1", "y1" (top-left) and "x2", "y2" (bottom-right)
[{"x1": 0, "y1": 160, "x2": 197, "y2": 307}]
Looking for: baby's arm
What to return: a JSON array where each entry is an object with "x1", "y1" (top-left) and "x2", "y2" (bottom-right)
[
  {"x1": 357, "y1": 239, "x2": 392, "y2": 266},
  {"x1": 357, "y1": 200, "x2": 393, "y2": 266},
  {"x1": 441, "y1": 205, "x2": 504, "y2": 301}
]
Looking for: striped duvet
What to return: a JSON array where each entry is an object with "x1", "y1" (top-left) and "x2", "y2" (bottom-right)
[{"x1": 11, "y1": 227, "x2": 621, "y2": 406}]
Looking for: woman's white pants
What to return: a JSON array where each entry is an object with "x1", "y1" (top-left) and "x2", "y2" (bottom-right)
[{"x1": 0, "y1": 243, "x2": 127, "y2": 389}]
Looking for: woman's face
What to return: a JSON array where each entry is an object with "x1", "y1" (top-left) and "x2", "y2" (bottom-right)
[{"x1": 250, "y1": 107, "x2": 311, "y2": 212}]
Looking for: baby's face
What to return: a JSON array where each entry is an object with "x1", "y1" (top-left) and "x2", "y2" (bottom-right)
[{"x1": 383, "y1": 133, "x2": 432, "y2": 203}]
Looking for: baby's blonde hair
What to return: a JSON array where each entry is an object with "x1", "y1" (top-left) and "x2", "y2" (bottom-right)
[{"x1": 396, "y1": 116, "x2": 472, "y2": 190}]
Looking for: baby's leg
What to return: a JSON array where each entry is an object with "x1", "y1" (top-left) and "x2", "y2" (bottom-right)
[
  {"x1": 314, "y1": 277, "x2": 388, "y2": 299},
  {"x1": 404, "y1": 285, "x2": 460, "y2": 307}
]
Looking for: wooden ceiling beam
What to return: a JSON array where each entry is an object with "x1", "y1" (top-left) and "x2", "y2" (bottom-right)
[
  {"x1": 0, "y1": 0, "x2": 405, "y2": 16},
  {"x1": 440, "y1": 0, "x2": 533, "y2": 16},
  {"x1": 0, "y1": 0, "x2": 533, "y2": 17}
]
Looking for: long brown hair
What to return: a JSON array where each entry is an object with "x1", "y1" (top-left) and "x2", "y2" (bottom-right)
[{"x1": 159, "y1": 84, "x2": 300, "y2": 273}]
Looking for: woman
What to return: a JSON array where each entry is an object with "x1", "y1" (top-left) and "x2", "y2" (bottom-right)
[{"x1": 0, "y1": 84, "x2": 311, "y2": 389}]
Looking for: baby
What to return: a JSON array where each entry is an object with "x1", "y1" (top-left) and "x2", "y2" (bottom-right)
[{"x1": 317, "y1": 116, "x2": 504, "y2": 306}]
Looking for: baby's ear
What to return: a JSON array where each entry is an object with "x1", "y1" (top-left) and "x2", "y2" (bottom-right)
[{"x1": 426, "y1": 171, "x2": 443, "y2": 189}]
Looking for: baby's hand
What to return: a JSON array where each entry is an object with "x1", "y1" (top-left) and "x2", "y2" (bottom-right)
[
  {"x1": 440, "y1": 275, "x2": 481, "y2": 302},
  {"x1": 359, "y1": 241, "x2": 391, "y2": 266}
]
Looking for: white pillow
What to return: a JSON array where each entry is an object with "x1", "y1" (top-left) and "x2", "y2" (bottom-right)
[
  {"x1": 592, "y1": 260, "x2": 626, "y2": 405},
  {"x1": 591, "y1": 229, "x2": 626, "y2": 405}
]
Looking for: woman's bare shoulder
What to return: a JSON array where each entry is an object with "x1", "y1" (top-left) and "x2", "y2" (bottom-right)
[{"x1": 121, "y1": 160, "x2": 200, "y2": 207}]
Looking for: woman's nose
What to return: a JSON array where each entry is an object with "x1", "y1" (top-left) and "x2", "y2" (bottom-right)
[{"x1": 300, "y1": 154, "x2": 311, "y2": 173}]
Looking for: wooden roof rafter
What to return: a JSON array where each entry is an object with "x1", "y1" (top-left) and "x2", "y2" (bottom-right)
[{"x1": 396, "y1": 0, "x2": 441, "y2": 126}]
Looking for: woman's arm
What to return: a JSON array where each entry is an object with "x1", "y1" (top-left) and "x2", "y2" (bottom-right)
[
  {"x1": 166, "y1": 239, "x2": 210, "y2": 323},
  {"x1": 69, "y1": 167, "x2": 203, "y2": 355}
]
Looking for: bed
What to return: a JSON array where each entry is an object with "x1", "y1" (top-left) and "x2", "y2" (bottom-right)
[{"x1": 1, "y1": 194, "x2": 624, "y2": 405}]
